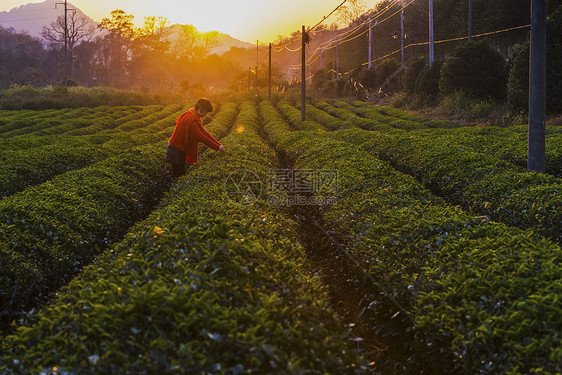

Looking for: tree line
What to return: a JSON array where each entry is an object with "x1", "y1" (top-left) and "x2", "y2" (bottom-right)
[
  {"x1": 1, "y1": 0, "x2": 561, "y2": 99},
  {"x1": 0, "y1": 9, "x2": 252, "y2": 91}
]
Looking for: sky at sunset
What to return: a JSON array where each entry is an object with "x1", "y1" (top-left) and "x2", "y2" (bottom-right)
[{"x1": 1, "y1": 0, "x2": 383, "y2": 43}]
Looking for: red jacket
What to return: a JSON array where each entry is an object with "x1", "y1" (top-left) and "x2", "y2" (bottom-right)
[{"x1": 168, "y1": 108, "x2": 221, "y2": 163}]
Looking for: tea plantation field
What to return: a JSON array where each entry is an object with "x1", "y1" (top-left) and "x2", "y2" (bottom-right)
[{"x1": 0, "y1": 99, "x2": 561, "y2": 374}]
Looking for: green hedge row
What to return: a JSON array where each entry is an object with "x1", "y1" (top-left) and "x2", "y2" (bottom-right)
[
  {"x1": 0, "y1": 139, "x2": 112, "y2": 199},
  {"x1": 342, "y1": 101, "x2": 562, "y2": 177},
  {"x1": 0, "y1": 106, "x2": 134, "y2": 151},
  {"x1": 305, "y1": 103, "x2": 350, "y2": 130},
  {"x1": 276, "y1": 101, "x2": 325, "y2": 132},
  {"x1": 350, "y1": 100, "x2": 459, "y2": 129},
  {"x1": 98, "y1": 104, "x2": 182, "y2": 135},
  {"x1": 336, "y1": 100, "x2": 560, "y2": 177},
  {"x1": 28, "y1": 106, "x2": 169, "y2": 137},
  {"x1": 272, "y1": 102, "x2": 561, "y2": 243},
  {"x1": 410, "y1": 126, "x2": 562, "y2": 178},
  {"x1": 0, "y1": 105, "x2": 186, "y2": 199},
  {"x1": 260, "y1": 106, "x2": 562, "y2": 374},
  {"x1": 314, "y1": 101, "x2": 394, "y2": 131},
  {"x1": 335, "y1": 127, "x2": 562, "y2": 244},
  {"x1": 302, "y1": 103, "x2": 561, "y2": 242},
  {"x1": 0, "y1": 104, "x2": 237, "y2": 328},
  {"x1": 0, "y1": 106, "x2": 144, "y2": 137},
  {"x1": 339, "y1": 101, "x2": 426, "y2": 130},
  {"x1": 0, "y1": 109, "x2": 69, "y2": 134},
  {"x1": 0, "y1": 101, "x2": 368, "y2": 374},
  {"x1": 62, "y1": 105, "x2": 165, "y2": 136}
]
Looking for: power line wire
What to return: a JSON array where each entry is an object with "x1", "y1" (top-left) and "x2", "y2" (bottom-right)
[
  {"x1": 297, "y1": 23, "x2": 532, "y2": 82},
  {"x1": 274, "y1": 0, "x2": 350, "y2": 53},
  {"x1": 310, "y1": 0, "x2": 348, "y2": 32},
  {"x1": 299, "y1": 0, "x2": 416, "y2": 68}
]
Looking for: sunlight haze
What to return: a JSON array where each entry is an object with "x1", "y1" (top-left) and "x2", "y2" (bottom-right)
[{"x1": 1, "y1": 0, "x2": 382, "y2": 43}]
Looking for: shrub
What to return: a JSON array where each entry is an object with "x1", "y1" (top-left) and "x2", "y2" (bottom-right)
[
  {"x1": 402, "y1": 56, "x2": 427, "y2": 93},
  {"x1": 415, "y1": 61, "x2": 443, "y2": 100},
  {"x1": 507, "y1": 43, "x2": 529, "y2": 114},
  {"x1": 377, "y1": 57, "x2": 402, "y2": 94},
  {"x1": 357, "y1": 66, "x2": 377, "y2": 91},
  {"x1": 441, "y1": 90, "x2": 472, "y2": 113},
  {"x1": 507, "y1": 6, "x2": 562, "y2": 115},
  {"x1": 439, "y1": 40, "x2": 508, "y2": 101}
]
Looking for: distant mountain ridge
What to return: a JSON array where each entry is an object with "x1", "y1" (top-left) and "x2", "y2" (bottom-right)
[
  {"x1": 0, "y1": 0, "x2": 253, "y2": 54},
  {"x1": 0, "y1": 0, "x2": 97, "y2": 39},
  {"x1": 166, "y1": 24, "x2": 254, "y2": 55}
]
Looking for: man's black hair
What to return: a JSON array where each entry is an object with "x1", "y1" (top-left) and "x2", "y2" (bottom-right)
[{"x1": 195, "y1": 98, "x2": 213, "y2": 114}]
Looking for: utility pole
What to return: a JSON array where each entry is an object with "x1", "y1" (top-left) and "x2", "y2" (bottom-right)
[
  {"x1": 256, "y1": 40, "x2": 259, "y2": 90},
  {"x1": 55, "y1": 0, "x2": 74, "y2": 89},
  {"x1": 268, "y1": 43, "x2": 272, "y2": 100},
  {"x1": 468, "y1": 0, "x2": 473, "y2": 42},
  {"x1": 301, "y1": 25, "x2": 306, "y2": 121},
  {"x1": 429, "y1": 0, "x2": 434, "y2": 66},
  {"x1": 400, "y1": 8, "x2": 405, "y2": 69},
  {"x1": 528, "y1": 0, "x2": 546, "y2": 173},
  {"x1": 368, "y1": 14, "x2": 372, "y2": 68},
  {"x1": 64, "y1": 0, "x2": 67, "y2": 87},
  {"x1": 332, "y1": 47, "x2": 338, "y2": 79},
  {"x1": 336, "y1": 40, "x2": 339, "y2": 79}
]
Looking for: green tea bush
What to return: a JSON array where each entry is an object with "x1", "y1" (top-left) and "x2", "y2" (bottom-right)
[
  {"x1": 305, "y1": 103, "x2": 350, "y2": 130},
  {"x1": 1, "y1": 101, "x2": 368, "y2": 374},
  {"x1": 276, "y1": 101, "x2": 325, "y2": 132},
  {"x1": 266, "y1": 117, "x2": 562, "y2": 374},
  {"x1": 345, "y1": 102, "x2": 425, "y2": 130},
  {"x1": 0, "y1": 109, "x2": 67, "y2": 135},
  {"x1": 64, "y1": 105, "x2": 166, "y2": 136},
  {"x1": 343, "y1": 127, "x2": 562, "y2": 243},
  {"x1": 0, "y1": 105, "x2": 186, "y2": 198},
  {"x1": 0, "y1": 86, "x2": 181, "y2": 110},
  {"x1": 314, "y1": 101, "x2": 392, "y2": 131},
  {"x1": 0, "y1": 104, "x2": 237, "y2": 326}
]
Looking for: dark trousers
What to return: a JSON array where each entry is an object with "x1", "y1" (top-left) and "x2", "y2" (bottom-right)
[
  {"x1": 166, "y1": 143, "x2": 191, "y2": 178},
  {"x1": 172, "y1": 163, "x2": 186, "y2": 177},
  {"x1": 171, "y1": 163, "x2": 194, "y2": 178}
]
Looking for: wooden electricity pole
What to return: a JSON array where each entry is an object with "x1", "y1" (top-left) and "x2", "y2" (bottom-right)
[
  {"x1": 368, "y1": 15, "x2": 373, "y2": 68},
  {"x1": 528, "y1": 0, "x2": 547, "y2": 173},
  {"x1": 429, "y1": 0, "x2": 434, "y2": 66},
  {"x1": 301, "y1": 25, "x2": 306, "y2": 121},
  {"x1": 400, "y1": 8, "x2": 405, "y2": 69},
  {"x1": 468, "y1": 0, "x2": 473, "y2": 42},
  {"x1": 336, "y1": 40, "x2": 339, "y2": 79},
  {"x1": 268, "y1": 43, "x2": 272, "y2": 100},
  {"x1": 55, "y1": 0, "x2": 74, "y2": 89}
]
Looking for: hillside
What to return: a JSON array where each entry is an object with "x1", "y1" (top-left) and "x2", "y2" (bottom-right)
[
  {"x1": 0, "y1": 1, "x2": 253, "y2": 55},
  {"x1": 0, "y1": 0, "x2": 97, "y2": 39},
  {"x1": 165, "y1": 24, "x2": 254, "y2": 55}
]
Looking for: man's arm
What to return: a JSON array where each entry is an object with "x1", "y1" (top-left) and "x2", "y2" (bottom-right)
[{"x1": 193, "y1": 124, "x2": 221, "y2": 151}]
